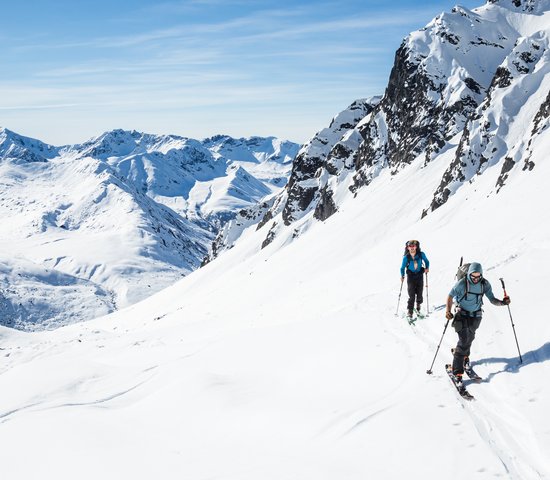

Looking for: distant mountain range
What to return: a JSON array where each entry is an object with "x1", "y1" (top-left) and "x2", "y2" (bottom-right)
[{"x1": 0, "y1": 127, "x2": 299, "y2": 329}]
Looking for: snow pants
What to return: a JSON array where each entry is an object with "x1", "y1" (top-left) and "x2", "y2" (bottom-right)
[
  {"x1": 452, "y1": 311, "x2": 482, "y2": 374},
  {"x1": 406, "y1": 271, "x2": 424, "y2": 312}
]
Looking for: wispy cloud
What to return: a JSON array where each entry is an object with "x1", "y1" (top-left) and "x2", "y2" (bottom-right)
[
  {"x1": 15, "y1": 5, "x2": 435, "y2": 52},
  {"x1": 1, "y1": 0, "x2": 483, "y2": 144}
]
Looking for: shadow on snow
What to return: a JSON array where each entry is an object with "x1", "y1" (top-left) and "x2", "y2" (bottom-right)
[{"x1": 472, "y1": 341, "x2": 550, "y2": 383}]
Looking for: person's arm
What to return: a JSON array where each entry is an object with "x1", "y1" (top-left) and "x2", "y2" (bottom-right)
[
  {"x1": 446, "y1": 281, "x2": 461, "y2": 319},
  {"x1": 422, "y1": 252, "x2": 429, "y2": 273},
  {"x1": 445, "y1": 295, "x2": 454, "y2": 319},
  {"x1": 400, "y1": 256, "x2": 407, "y2": 279},
  {"x1": 484, "y1": 281, "x2": 511, "y2": 306}
]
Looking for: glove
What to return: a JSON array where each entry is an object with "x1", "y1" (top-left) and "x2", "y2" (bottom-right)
[
  {"x1": 502, "y1": 296, "x2": 511, "y2": 305},
  {"x1": 445, "y1": 310, "x2": 454, "y2": 320}
]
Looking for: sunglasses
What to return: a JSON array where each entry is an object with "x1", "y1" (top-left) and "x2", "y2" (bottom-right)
[
  {"x1": 407, "y1": 241, "x2": 419, "y2": 247},
  {"x1": 470, "y1": 274, "x2": 482, "y2": 282}
]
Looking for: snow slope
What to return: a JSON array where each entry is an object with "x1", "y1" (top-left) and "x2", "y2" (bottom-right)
[{"x1": 0, "y1": 122, "x2": 548, "y2": 478}]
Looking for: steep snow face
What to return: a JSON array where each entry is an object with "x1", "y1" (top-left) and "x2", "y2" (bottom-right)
[
  {"x1": 281, "y1": 97, "x2": 381, "y2": 226},
  {"x1": 205, "y1": 98, "x2": 381, "y2": 260},
  {"x1": 353, "y1": 3, "x2": 519, "y2": 190},
  {"x1": 353, "y1": 0, "x2": 550, "y2": 198},
  {"x1": 427, "y1": 28, "x2": 550, "y2": 213},
  {"x1": 210, "y1": 1, "x2": 550, "y2": 258},
  {"x1": 0, "y1": 129, "x2": 298, "y2": 329}
]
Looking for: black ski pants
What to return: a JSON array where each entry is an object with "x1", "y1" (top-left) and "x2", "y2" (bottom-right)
[
  {"x1": 452, "y1": 311, "x2": 482, "y2": 374},
  {"x1": 406, "y1": 271, "x2": 424, "y2": 312}
]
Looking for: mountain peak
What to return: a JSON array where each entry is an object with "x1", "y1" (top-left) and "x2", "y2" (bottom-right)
[
  {"x1": 487, "y1": 0, "x2": 550, "y2": 14},
  {"x1": 0, "y1": 127, "x2": 59, "y2": 163}
]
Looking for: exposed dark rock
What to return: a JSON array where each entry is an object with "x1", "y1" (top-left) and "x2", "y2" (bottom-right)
[
  {"x1": 465, "y1": 77, "x2": 482, "y2": 95},
  {"x1": 523, "y1": 158, "x2": 535, "y2": 171},
  {"x1": 279, "y1": 97, "x2": 380, "y2": 226},
  {"x1": 469, "y1": 37, "x2": 505, "y2": 49},
  {"x1": 492, "y1": 67, "x2": 513, "y2": 88},
  {"x1": 314, "y1": 186, "x2": 338, "y2": 221},
  {"x1": 496, "y1": 156, "x2": 516, "y2": 191},
  {"x1": 353, "y1": 34, "x2": 485, "y2": 195},
  {"x1": 532, "y1": 89, "x2": 550, "y2": 135},
  {"x1": 427, "y1": 123, "x2": 471, "y2": 214},
  {"x1": 261, "y1": 222, "x2": 278, "y2": 249},
  {"x1": 440, "y1": 32, "x2": 460, "y2": 45}
]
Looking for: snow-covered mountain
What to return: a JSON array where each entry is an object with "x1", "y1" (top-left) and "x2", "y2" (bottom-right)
[
  {"x1": 1, "y1": 1, "x2": 550, "y2": 478},
  {"x1": 206, "y1": 97, "x2": 381, "y2": 259},
  {"x1": 0, "y1": 128, "x2": 299, "y2": 329},
  {"x1": 210, "y1": 0, "x2": 550, "y2": 258}
]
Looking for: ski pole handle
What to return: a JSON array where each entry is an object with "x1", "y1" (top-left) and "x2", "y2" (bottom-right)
[{"x1": 499, "y1": 277, "x2": 508, "y2": 296}]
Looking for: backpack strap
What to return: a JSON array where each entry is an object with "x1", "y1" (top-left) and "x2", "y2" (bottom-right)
[{"x1": 459, "y1": 278, "x2": 486, "y2": 303}]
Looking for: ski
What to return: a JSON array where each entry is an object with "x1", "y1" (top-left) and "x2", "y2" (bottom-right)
[
  {"x1": 464, "y1": 363, "x2": 482, "y2": 382},
  {"x1": 445, "y1": 364, "x2": 474, "y2": 400},
  {"x1": 403, "y1": 309, "x2": 427, "y2": 325}
]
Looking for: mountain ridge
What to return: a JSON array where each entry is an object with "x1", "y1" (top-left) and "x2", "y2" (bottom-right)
[
  {"x1": 0, "y1": 128, "x2": 299, "y2": 329},
  {"x1": 209, "y1": 0, "x2": 550, "y2": 259}
]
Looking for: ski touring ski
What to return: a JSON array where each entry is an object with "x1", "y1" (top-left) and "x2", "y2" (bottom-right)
[
  {"x1": 445, "y1": 364, "x2": 474, "y2": 400},
  {"x1": 404, "y1": 309, "x2": 427, "y2": 325},
  {"x1": 464, "y1": 362, "x2": 482, "y2": 382}
]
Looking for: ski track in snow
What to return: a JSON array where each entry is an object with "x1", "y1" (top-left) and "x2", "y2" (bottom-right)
[{"x1": 410, "y1": 310, "x2": 550, "y2": 480}]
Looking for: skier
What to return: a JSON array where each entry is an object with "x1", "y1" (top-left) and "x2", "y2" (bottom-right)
[
  {"x1": 400, "y1": 240, "x2": 429, "y2": 319},
  {"x1": 445, "y1": 262, "x2": 510, "y2": 382}
]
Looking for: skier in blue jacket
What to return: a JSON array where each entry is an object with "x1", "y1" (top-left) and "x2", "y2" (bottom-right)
[
  {"x1": 400, "y1": 240, "x2": 429, "y2": 318},
  {"x1": 445, "y1": 262, "x2": 510, "y2": 381}
]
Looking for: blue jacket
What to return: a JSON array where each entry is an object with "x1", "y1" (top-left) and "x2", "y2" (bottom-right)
[
  {"x1": 400, "y1": 251, "x2": 429, "y2": 276},
  {"x1": 449, "y1": 262, "x2": 502, "y2": 312}
]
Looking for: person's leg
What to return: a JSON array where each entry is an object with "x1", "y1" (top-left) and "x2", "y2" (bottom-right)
[
  {"x1": 407, "y1": 275, "x2": 415, "y2": 314},
  {"x1": 452, "y1": 316, "x2": 477, "y2": 375},
  {"x1": 416, "y1": 274, "x2": 424, "y2": 310}
]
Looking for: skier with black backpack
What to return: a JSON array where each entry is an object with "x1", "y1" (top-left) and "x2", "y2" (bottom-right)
[
  {"x1": 400, "y1": 240, "x2": 430, "y2": 320},
  {"x1": 445, "y1": 262, "x2": 510, "y2": 384}
]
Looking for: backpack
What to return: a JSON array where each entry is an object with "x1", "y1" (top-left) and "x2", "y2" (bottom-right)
[{"x1": 456, "y1": 263, "x2": 470, "y2": 281}]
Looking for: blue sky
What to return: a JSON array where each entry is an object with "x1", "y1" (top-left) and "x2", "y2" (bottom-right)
[{"x1": 1, "y1": 0, "x2": 483, "y2": 145}]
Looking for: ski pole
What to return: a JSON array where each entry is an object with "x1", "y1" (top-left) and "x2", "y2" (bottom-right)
[
  {"x1": 395, "y1": 277, "x2": 404, "y2": 316},
  {"x1": 426, "y1": 317, "x2": 450, "y2": 374},
  {"x1": 425, "y1": 272, "x2": 430, "y2": 315},
  {"x1": 499, "y1": 278, "x2": 523, "y2": 364}
]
